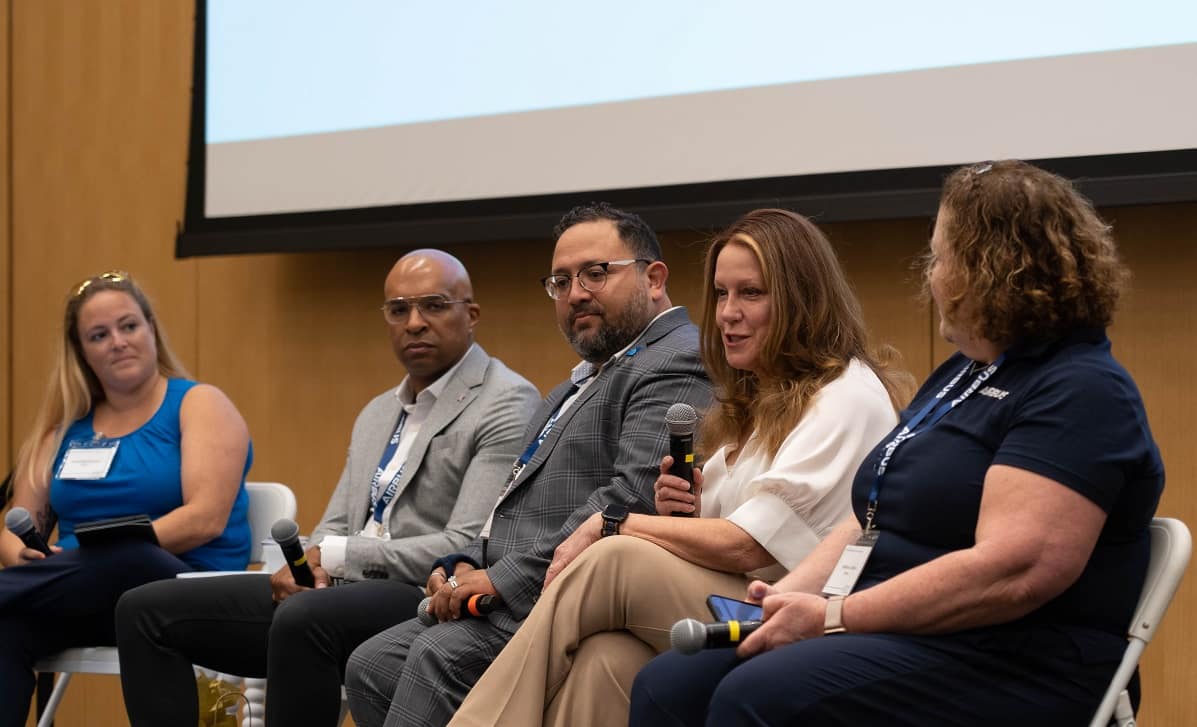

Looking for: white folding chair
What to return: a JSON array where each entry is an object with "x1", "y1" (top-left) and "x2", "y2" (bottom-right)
[
  {"x1": 33, "y1": 481, "x2": 297, "y2": 727},
  {"x1": 1089, "y1": 517, "x2": 1192, "y2": 727}
]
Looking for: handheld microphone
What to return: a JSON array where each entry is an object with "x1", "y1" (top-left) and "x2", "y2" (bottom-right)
[
  {"x1": 5, "y1": 507, "x2": 53, "y2": 557},
  {"x1": 665, "y1": 403, "x2": 698, "y2": 517},
  {"x1": 670, "y1": 617, "x2": 763, "y2": 655},
  {"x1": 270, "y1": 518, "x2": 314, "y2": 588},
  {"x1": 416, "y1": 593, "x2": 500, "y2": 626}
]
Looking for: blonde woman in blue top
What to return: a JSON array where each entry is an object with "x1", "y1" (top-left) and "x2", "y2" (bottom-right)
[{"x1": 0, "y1": 271, "x2": 252, "y2": 727}]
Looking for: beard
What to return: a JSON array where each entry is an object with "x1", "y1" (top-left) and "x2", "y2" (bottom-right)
[{"x1": 562, "y1": 283, "x2": 653, "y2": 363}]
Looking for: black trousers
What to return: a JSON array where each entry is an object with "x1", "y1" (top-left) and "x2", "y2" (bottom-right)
[
  {"x1": 115, "y1": 574, "x2": 422, "y2": 727},
  {"x1": 0, "y1": 541, "x2": 192, "y2": 727}
]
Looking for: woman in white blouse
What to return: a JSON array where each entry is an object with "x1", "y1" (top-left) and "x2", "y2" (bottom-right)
[{"x1": 447, "y1": 209, "x2": 913, "y2": 727}]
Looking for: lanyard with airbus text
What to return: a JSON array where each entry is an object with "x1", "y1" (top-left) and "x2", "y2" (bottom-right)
[
  {"x1": 477, "y1": 380, "x2": 583, "y2": 562},
  {"x1": 510, "y1": 387, "x2": 578, "y2": 486},
  {"x1": 367, "y1": 411, "x2": 409, "y2": 527},
  {"x1": 478, "y1": 378, "x2": 586, "y2": 548},
  {"x1": 821, "y1": 355, "x2": 1005, "y2": 597}
]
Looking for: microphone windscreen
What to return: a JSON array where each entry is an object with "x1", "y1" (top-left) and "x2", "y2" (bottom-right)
[
  {"x1": 665, "y1": 403, "x2": 698, "y2": 436},
  {"x1": 669, "y1": 618, "x2": 706, "y2": 655},
  {"x1": 5, "y1": 506, "x2": 34, "y2": 536},
  {"x1": 416, "y1": 596, "x2": 437, "y2": 626},
  {"x1": 270, "y1": 518, "x2": 300, "y2": 545}
]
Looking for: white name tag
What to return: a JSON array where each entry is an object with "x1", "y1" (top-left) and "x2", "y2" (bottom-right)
[
  {"x1": 357, "y1": 520, "x2": 390, "y2": 540},
  {"x1": 822, "y1": 531, "x2": 878, "y2": 597},
  {"x1": 57, "y1": 440, "x2": 120, "y2": 480}
]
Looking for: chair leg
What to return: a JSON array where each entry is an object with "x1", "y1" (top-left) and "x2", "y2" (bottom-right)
[
  {"x1": 35, "y1": 672, "x2": 55, "y2": 727},
  {"x1": 36, "y1": 672, "x2": 73, "y2": 727},
  {"x1": 1114, "y1": 689, "x2": 1136, "y2": 727},
  {"x1": 241, "y1": 677, "x2": 266, "y2": 727}
]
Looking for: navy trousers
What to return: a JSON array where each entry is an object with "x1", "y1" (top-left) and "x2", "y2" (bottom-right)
[
  {"x1": 629, "y1": 628, "x2": 1126, "y2": 727},
  {"x1": 0, "y1": 540, "x2": 192, "y2": 727}
]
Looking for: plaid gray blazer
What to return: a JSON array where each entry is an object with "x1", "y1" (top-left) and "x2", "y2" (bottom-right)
[{"x1": 461, "y1": 307, "x2": 712, "y2": 625}]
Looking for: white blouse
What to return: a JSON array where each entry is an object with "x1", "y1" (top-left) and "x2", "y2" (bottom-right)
[{"x1": 701, "y1": 359, "x2": 898, "y2": 581}]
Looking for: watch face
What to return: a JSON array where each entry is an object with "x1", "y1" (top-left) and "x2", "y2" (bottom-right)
[
  {"x1": 603, "y1": 504, "x2": 629, "y2": 521},
  {"x1": 601, "y1": 504, "x2": 629, "y2": 537}
]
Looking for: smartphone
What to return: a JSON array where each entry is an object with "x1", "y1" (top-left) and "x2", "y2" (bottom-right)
[{"x1": 706, "y1": 594, "x2": 763, "y2": 622}]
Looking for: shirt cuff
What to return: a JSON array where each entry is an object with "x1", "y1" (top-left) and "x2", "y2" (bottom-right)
[
  {"x1": 725, "y1": 491, "x2": 822, "y2": 572},
  {"x1": 318, "y1": 535, "x2": 348, "y2": 578}
]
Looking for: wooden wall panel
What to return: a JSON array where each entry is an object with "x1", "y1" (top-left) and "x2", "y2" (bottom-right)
[
  {"x1": 1, "y1": 0, "x2": 11, "y2": 475},
  {"x1": 4, "y1": 2, "x2": 1197, "y2": 725},
  {"x1": 10, "y1": 0, "x2": 196, "y2": 445},
  {"x1": 11, "y1": 0, "x2": 195, "y2": 723},
  {"x1": 822, "y1": 217, "x2": 935, "y2": 382},
  {"x1": 1103, "y1": 202, "x2": 1197, "y2": 725}
]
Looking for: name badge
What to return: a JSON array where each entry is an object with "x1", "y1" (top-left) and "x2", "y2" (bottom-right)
[
  {"x1": 822, "y1": 530, "x2": 879, "y2": 597},
  {"x1": 57, "y1": 439, "x2": 120, "y2": 480},
  {"x1": 357, "y1": 519, "x2": 391, "y2": 540}
]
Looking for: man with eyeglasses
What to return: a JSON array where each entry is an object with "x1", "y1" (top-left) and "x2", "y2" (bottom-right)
[
  {"x1": 115, "y1": 250, "x2": 540, "y2": 727},
  {"x1": 345, "y1": 203, "x2": 713, "y2": 727}
]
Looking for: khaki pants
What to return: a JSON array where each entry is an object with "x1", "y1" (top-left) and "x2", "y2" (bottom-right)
[{"x1": 448, "y1": 535, "x2": 751, "y2": 727}]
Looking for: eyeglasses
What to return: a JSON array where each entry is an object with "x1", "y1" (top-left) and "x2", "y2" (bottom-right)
[
  {"x1": 540, "y1": 259, "x2": 650, "y2": 300},
  {"x1": 73, "y1": 270, "x2": 131, "y2": 298},
  {"x1": 380, "y1": 294, "x2": 472, "y2": 324}
]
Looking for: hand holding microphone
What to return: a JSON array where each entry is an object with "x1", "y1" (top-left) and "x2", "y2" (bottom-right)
[
  {"x1": 416, "y1": 593, "x2": 500, "y2": 625},
  {"x1": 425, "y1": 566, "x2": 499, "y2": 622},
  {"x1": 270, "y1": 518, "x2": 314, "y2": 588},
  {"x1": 5, "y1": 506, "x2": 53, "y2": 558},
  {"x1": 665, "y1": 403, "x2": 698, "y2": 510},
  {"x1": 657, "y1": 403, "x2": 700, "y2": 517},
  {"x1": 680, "y1": 591, "x2": 835, "y2": 658},
  {"x1": 670, "y1": 617, "x2": 763, "y2": 654}
]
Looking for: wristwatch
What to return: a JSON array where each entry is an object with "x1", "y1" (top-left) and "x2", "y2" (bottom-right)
[
  {"x1": 824, "y1": 595, "x2": 847, "y2": 635},
  {"x1": 600, "y1": 504, "x2": 629, "y2": 537}
]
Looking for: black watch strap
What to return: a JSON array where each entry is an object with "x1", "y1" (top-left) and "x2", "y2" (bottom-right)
[{"x1": 601, "y1": 504, "x2": 629, "y2": 537}]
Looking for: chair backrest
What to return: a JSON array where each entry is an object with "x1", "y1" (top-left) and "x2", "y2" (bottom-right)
[
  {"x1": 1129, "y1": 518, "x2": 1191, "y2": 642},
  {"x1": 245, "y1": 481, "x2": 298, "y2": 563},
  {"x1": 1089, "y1": 517, "x2": 1191, "y2": 727}
]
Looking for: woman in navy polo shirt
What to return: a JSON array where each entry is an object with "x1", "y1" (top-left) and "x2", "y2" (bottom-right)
[{"x1": 629, "y1": 160, "x2": 1164, "y2": 726}]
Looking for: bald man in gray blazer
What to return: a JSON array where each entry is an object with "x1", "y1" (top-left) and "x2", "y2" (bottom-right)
[{"x1": 115, "y1": 250, "x2": 540, "y2": 727}]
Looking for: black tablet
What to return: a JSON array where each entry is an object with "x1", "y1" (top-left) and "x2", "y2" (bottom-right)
[{"x1": 74, "y1": 514, "x2": 159, "y2": 547}]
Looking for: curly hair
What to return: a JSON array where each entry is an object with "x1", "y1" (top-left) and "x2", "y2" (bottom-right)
[
  {"x1": 930, "y1": 160, "x2": 1129, "y2": 345},
  {"x1": 699, "y1": 209, "x2": 912, "y2": 457}
]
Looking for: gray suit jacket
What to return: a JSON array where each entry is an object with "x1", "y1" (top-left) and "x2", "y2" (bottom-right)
[
  {"x1": 462, "y1": 307, "x2": 712, "y2": 625},
  {"x1": 310, "y1": 344, "x2": 540, "y2": 583}
]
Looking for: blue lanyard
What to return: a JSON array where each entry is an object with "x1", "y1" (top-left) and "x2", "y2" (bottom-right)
[
  {"x1": 865, "y1": 355, "x2": 1005, "y2": 531},
  {"x1": 521, "y1": 397, "x2": 571, "y2": 465},
  {"x1": 503, "y1": 383, "x2": 578, "y2": 489},
  {"x1": 369, "y1": 411, "x2": 409, "y2": 524}
]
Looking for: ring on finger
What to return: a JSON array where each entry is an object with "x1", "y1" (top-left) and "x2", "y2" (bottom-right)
[{"x1": 447, "y1": 575, "x2": 459, "y2": 590}]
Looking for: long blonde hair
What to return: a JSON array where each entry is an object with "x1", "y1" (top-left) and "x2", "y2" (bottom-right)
[
  {"x1": 14, "y1": 272, "x2": 189, "y2": 491},
  {"x1": 698, "y1": 210, "x2": 914, "y2": 457}
]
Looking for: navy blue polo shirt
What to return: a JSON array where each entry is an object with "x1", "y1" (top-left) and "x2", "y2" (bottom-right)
[{"x1": 850, "y1": 327, "x2": 1164, "y2": 640}]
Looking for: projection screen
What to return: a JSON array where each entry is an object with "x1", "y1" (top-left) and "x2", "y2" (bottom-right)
[{"x1": 178, "y1": 0, "x2": 1197, "y2": 256}]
